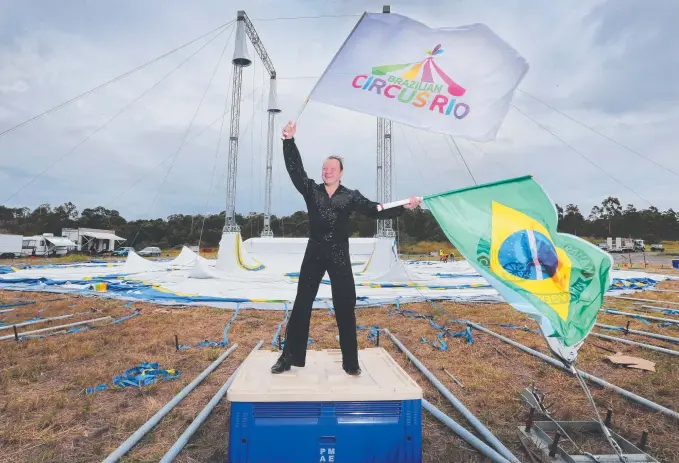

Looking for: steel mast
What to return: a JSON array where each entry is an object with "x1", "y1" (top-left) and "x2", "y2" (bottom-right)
[{"x1": 224, "y1": 10, "x2": 280, "y2": 236}]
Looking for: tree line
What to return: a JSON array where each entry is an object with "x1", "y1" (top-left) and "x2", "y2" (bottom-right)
[{"x1": 0, "y1": 196, "x2": 676, "y2": 249}]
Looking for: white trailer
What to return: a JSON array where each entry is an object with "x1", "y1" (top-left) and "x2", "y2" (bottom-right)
[
  {"x1": 61, "y1": 228, "x2": 126, "y2": 252},
  {"x1": 0, "y1": 234, "x2": 23, "y2": 258},
  {"x1": 21, "y1": 234, "x2": 76, "y2": 257}
]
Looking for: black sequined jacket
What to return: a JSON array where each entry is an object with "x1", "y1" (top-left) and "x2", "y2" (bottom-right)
[{"x1": 283, "y1": 138, "x2": 405, "y2": 244}]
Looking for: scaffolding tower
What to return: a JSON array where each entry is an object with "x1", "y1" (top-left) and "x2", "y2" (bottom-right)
[{"x1": 224, "y1": 10, "x2": 280, "y2": 236}]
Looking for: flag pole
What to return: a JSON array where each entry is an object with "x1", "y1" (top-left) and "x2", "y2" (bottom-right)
[
  {"x1": 292, "y1": 11, "x2": 369, "y2": 122},
  {"x1": 377, "y1": 197, "x2": 422, "y2": 211}
]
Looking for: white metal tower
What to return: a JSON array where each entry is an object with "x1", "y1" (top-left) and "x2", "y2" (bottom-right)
[{"x1": 224, "y1": 11, "x2": 280, "y2": 235}]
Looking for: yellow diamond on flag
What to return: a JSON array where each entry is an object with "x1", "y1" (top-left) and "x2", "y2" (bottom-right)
[{"x1": 489, "y1": 201, "x2": 572, "y2": 320}]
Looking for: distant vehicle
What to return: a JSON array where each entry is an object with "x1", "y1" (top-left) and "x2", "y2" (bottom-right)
[
  {"x1": 113, "y1": 247, "x2": 133, "y2": 257},
  {"x1": 651, "y1": 244, "x2": 664, "y2": 252},
  {"x1": 138, "y1": 246, "x2": 161, "y2": 257},
  {"x1": 606, "y1": 237, "x2": 635, "y2": 253},
  {"x1": 620, "y1": 238, "x2": 634, "y2": 252},
  {"x1": 0, "y1": 234, "x2": 23, "y2": 258},
  {"x1": 21, "y1": 234, "x2": 75, "y2": 257},
  {"x1": 597, "y1": 242, "x2": 608, "y2": 250},
  {"x1": 633, "y1": 239, "x2": 646, "y2": 251}
]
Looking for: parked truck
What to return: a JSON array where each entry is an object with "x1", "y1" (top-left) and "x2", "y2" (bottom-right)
[
  {"x1": 606, "y1": 237, "x2": 644, "y2": 252},
  {"x1": 0, "y1": 234, "x2": 23, "y2": 258}
]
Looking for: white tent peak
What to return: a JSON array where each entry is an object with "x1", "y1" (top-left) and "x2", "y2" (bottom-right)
[
  {"x1": 171, "y1": 246, "x2": 210, "y2": 267},
  {"x1": 123, "y1": 249, "x2": 165, "y2": 273},
  {"x1": 188, "y1": 258, "x2": 218, "y2": 279}
]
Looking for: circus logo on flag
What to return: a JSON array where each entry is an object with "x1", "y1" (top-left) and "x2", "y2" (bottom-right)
[{"x1": 351, "y1": 44, "x2": 471, "y2": 120}]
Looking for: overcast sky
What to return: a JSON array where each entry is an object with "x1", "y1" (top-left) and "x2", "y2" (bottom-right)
[{"x1": 0, "y1": 0, "x2": 677, "y2": 222}]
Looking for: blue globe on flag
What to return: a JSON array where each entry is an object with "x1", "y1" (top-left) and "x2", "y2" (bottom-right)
[{"x1": 498, "y1": 230, "x2": 558, "y2": 280}]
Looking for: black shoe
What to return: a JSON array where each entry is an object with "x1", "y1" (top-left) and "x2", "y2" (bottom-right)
[
  {"x1": 271, "y1": 354, "x2": 292, "y2": 374},
  {"x1": 344, "y1": 366, "x2": 361, "y2": 376}
]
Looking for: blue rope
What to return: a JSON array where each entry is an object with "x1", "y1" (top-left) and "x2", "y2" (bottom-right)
[
  {"x1": 173, "y1": 305, "x2": 240, "y2": 351},
  {"x1": 387, "y1": 299, "x2": 473, "y2": 351},
  {"x1": 644, "y1": 307, "x2": 679, "y2": 316},
  {"x1": 420, "y1": 319, "x2": 474, "y2": 351},
  {"x1": 223, "y1": 304, "x2": 239, "y2": 345},
  {"x1": 0, "y1": 301, "x2": 35, "y2": 309},
  {"x1": 111, "y1": 311, "x2": 141, "y2": 325},
  {"x1": 388, "y1": 307, "x2": 433, "y2": 320},
  {"x1": 86, "y1": 362, "x2": 180, "y2": 394},
  {"x1": 195, "y1": 340, "x2": 227, "y2": 348},
  {"x1": 598, "y1": 325, "x2": 626, "y2": 333},
  {"x1": 632, "y1": 315, "x2": 651, "y2": 326},
  {"x1": 356, "y1": 325, "x2": 380, "y2": 341}
]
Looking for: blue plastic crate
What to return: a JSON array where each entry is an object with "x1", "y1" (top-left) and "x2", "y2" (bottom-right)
[{"x1": 228, "y1": 399, "x2": 422, "y2": 463}]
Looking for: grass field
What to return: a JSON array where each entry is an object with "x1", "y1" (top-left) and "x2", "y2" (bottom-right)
[{"x1": 1, "y1": 282, "x2": 678, "y2": 462}]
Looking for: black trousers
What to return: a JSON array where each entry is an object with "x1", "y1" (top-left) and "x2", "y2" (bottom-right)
[{"x1": 283, "y1": 239, "x2": 359, "y2": 369}]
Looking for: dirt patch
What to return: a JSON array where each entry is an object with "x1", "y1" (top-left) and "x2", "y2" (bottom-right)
[{"x1": 1, "y1": 290, "x2": 678, "y2": 462}]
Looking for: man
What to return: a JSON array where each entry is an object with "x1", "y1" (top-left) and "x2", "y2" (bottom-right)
[{"x1": 272, "y1": 121, "x2": 421, "y2": 375}]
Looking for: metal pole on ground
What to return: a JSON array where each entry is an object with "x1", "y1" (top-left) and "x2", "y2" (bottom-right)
[
  {"x1": 640, "y1": 305, "x2": 679, "y2": 315},
  {"x1": 467, "y1": 321, "x2": 679, "y2": 421},
  {"x1": 596, "y1": 323, "x2": 679, "y2": 344},
  {"x1": 608, "y1": 296, "x2": 679, "y2": 306},
  {"x1": 159, "y1": 341, "x2": 263, "y2": 463},
  {"x1": 590, "y1": 331, "x2": 679, "y2": 357},
  {"x1": 384, "y1": 329, "x2": 520, "y2": 463},
  {"x1": 0, "y1": 316, "x2": 112, "y2": 341},
  {"x1": 102, "y1": 343, "x2": 239, "y2": 463},
  {"x1": 0, "y1": 312, "x2": 83, "y2": 331},
  {"x1": 422, "y1": 399, "x2": 510, "y2": 463},
  {"x1": 603, "y1": 309, "x2": 679, "y2": 325}
]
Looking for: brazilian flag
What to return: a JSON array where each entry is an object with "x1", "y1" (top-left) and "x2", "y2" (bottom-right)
[{"x1": 424, "y1": 175, "x2": 613, "y2": 352}]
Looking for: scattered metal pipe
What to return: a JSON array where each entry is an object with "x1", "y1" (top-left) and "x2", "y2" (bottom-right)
[
  {"x1": 601, "y1": 322, "x2": 679, "y2": 347},
  {"x1": 603, "y1": 309, "x2": 679, "y2": 325},
  {"x1": 102, "y1": 343, "x2": 239, "y2": 463},
  {"x1": 0, "y1": 316, "x2": 112, "y2": 341},
  {"x1": 648, "y1": 289, "x2": 679, "y2": 294},
  {"x1": 609, "y1": 296, "x2": 679, "y2": 306},
  {"x1": 0, "y1": 312, "x2": 82, "y2": 331},
  {"x1": 384, "y1": 328, "x2": 520, "y2": 463},
  {"x1": 590, "y1": 332, "x2": 679, "y2": 357},
  {"x1": 159, "y1": 341, "x2": 263, "y2": 463},
  {"x1": 466, "y1": 321, "x2": 679, "y2": 421},
  {"x1": 0, "y1": 308, "x2": 15, "y2": 314},
  {"x1": 640, "y1": 305, "x2": 679, "y2": 315},
  {"x1": 422, "y1": 399, "x2": 511, "y2": 463}
]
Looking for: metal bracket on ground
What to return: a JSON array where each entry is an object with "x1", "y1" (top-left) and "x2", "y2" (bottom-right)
[{"x1": 519, "y1": 388, "x2": 657, "y2": 462}]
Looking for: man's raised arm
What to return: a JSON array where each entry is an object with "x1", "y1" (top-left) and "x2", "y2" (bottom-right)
[{"x1": 282, "y1": 121, "x2": 313, "y2": 198}]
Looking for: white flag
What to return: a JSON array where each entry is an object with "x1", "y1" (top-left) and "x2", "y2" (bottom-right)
[{"x1": 308, "y1": 13, "x2": 529, "y2": 141}]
